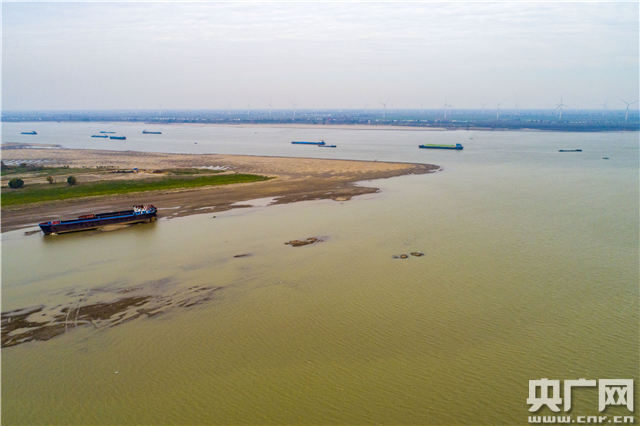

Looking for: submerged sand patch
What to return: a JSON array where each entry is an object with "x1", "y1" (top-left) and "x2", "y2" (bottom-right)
[{"x1": 1, "y1": 280, "x2": 221, "y2": 348}]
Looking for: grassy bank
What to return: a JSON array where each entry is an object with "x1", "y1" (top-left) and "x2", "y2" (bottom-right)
[{"x1": 1, "y1": 174, "x2": 270, "y2": 206}]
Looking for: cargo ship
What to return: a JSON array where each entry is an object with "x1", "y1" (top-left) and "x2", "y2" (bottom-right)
[
  {"x1": 142, "y1": 130, "x2": 162, "y2": 134},
  {"x1": 109, "y1": 136, "x2": 127, "y2": 140},
  {"x1": 21, "y1": 131, "x2": 37, "y2": 135},
  {"x1": 39, "y1": 205, "x2": 157, "y2": 235},
  {"x1": 419, "y1": 143, "x2": 464, "y2": 150},
  {"x1": 91, "y1": 134, "x2": 109, "y2": 138},
  {"x1": 292, "y1": 140, "x2": 325, "y2": 145},
  {"x1": 100, "y1": 131, "x2": 116, "y2": 134},
  {"x1": 558, "y1": 149, "x2": 582, "y2": 152},
  {"x1": 318, "y1": 144, "x2": 337, "y2": 148}
]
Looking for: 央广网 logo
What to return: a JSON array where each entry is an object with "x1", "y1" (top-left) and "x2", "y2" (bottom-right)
[
  {"x1": 527, "y1": 379, "x2": 635, "y2": 424},
  {"x1": 527, "y1": 378, "x2": 634, "y2": 412}
]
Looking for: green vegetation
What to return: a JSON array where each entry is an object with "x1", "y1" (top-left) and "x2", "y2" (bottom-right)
[
  {"x1": 1, "y1": 174, "x2": 270, "y2": 206},
  {"x1": 1, "y1": 163, "x2": 85, "y2": 177},
  {"x1": 46, "y1": 176, "x2": 54, "y2": 184},
  {"x1": 67, "y1": 176, "x2": 77, "y2": 185},
  {"x1": 8, "y1": 178, "x2": 24, "y2": 189}
]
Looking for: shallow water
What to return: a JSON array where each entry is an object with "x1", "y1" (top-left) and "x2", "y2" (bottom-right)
[{"x1": 1, "y1": 124, "x2": 638, "y2": 424}]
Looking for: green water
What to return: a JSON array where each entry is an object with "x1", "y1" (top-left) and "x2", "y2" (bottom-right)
[{"x1": 2, "y1": 129, "x2": 638, "y2": 424}]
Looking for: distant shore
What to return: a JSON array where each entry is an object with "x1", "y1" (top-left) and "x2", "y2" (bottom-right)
[
  {"x1": 163, "y1": 122, "x2": 450, "y2": 131},
  {"x1": 1, "y1": 147, "x2": 439, "y2": 232}
]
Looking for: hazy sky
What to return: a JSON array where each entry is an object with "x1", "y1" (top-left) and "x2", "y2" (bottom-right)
[{"x1": 2, "y1": 1, "x2": 638, "y2": 110}]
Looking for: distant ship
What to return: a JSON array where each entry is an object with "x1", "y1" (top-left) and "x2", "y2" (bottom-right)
[
  {"x1": 99, "y1": 131, "x2": 116, "y2": 134},
  {"x1": 292, "y1": 140, "x2": 325, "y2": 145},
  {"x1": 318, "y1": 144, "x2": 337, "y2": 148},
  {"x1": 39, "y1": 205, "x2": 157, "y2": 235},
  {"x1": 558, "y1": 149, "x2": 582, "y2": 152},
  {"x1": 91, "y1": 134, "x2": 109, "y2": 138},
  {"x1": 419, "y1": 143, "x2": 464, "y2": 150},
  {"x1": 142, "y1": 130, "x2": 162, "y2": 134},
  {"x1": 21, "y1": 131, "x2": 37, "y2": 135},
  {"x1": 109, "y1": 136, "x2": 127, "y2": 140}
]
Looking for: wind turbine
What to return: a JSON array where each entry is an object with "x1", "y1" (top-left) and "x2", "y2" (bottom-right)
[
  {"x1": 555, "y1": 97, "x2": 568, "y2": 120},
  {"x1": 621, "y1": 99, "x2": 638, "y2": 122},
  {"x1": 381, "y1": 101, "x2": 388, "y2": 120},
  {"x1": 443, "y1": 99, "x2": 452, "y2": 120}
]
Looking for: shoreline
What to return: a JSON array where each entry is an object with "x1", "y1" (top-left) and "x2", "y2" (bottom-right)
[
  {"x1": 5, "y1": 120, "x2": 638, "y2": 132},
  {"x1": 1, "y1": 147, "x2": 439, "y2": 233}
]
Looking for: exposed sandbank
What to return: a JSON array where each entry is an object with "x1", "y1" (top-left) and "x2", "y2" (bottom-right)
[{"x1": 1, "y1": 147, "x2": 439, "y2": 232}]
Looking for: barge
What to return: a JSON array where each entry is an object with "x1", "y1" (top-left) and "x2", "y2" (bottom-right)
[
  {"x1": 21, "y1": 131, "x2": 37, "y2": 135},
  {"x1": 318, "y1": 144, "x2": 337, "y2": 148},
  {"x1": 292, "y1": 140, "x2": 325, "y2": 145},
  {"x1": 39, "y1": 205, "x2": 157, "y2": 235},
  {"x1": 109, "y1": 136, "x2": 127, "y2": 140},
  {"x1": 142, "y1": 130, "x2": 162, "y2": 134},
  {"x1": 558, "y1": 149, "x2": 582, "y2": 152},
  {"x1": 419, "y1": 143, "x2": 463, "y2": 150},
  {"x1": 91, "y1": 134, "x2": 109, "y2": 138}
]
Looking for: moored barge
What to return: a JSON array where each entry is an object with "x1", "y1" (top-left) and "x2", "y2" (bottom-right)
[
  {"x1": 292, "y1": 140, "x2": 325, "y2": 145},
  {"x1": 419, "y1": 143, "x2": 464, "y2": 150},
  {"x1": 39, "y1": 205, "x2": 157, "y2": 235}
]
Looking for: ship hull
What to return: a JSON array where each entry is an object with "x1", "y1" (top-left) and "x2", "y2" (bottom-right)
[
  {"x1": 292, "y1": 141, "x2": 325, "y2": 145},
  {"x1": 419, "y1": 144, "x2": 463, "y2": 150},
  {"x1": 39, "y1": 208, "x2": 157, "y2": 235}
]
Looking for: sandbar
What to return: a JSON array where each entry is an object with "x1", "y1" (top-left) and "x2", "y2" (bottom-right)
[{"x1": 1, "y1": 147, "x2": 439, "y2": 232}]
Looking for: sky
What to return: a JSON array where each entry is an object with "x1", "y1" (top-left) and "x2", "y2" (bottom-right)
[{"x1": 2, "y1": 1, "x2": 638, "y2": 110}]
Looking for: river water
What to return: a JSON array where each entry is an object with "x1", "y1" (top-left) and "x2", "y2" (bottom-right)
[{"x1": 1, "y1": 123, "x2": 638, "y2": 424}]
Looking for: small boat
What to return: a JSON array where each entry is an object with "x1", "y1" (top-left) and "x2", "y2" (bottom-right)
[
  {"x1": 109, "y1": 136, "x2": 127, "y2": 140},
  {"x1": 91, "y1": 134, "x2": 109, "y2": 138},
  {"x1": 39, "y1": 205, "x2": 157, "y2": 235},
  {"x1": 419, "y1": 143, "x2": 463, "y2": 150},
  {"x1": 100, "y1": 131, "x2": 116, "y2": 134},
  {"x1": 558, "y1": 149, "x2": 582, "y2": 152},
  {"x1": 602, "y1": 156, "x2": 610, "y2": 160},
  {"x1": 21, "y1": 131, "x2": 37, "y2": 135},
  {"x1": 318, "y1": 144, "x2": 337, "y2": 148},
  {"x1": 292, "y1": 140, "x2": 325, "y2": 146},
  {"x1": 142, "y1": 130, "x2": 162, "y2": 134}
]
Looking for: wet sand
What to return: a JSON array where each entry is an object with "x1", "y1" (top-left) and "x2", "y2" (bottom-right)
[
  {"x1": 1, "y1": 279, "x2": 221, "y2": 347},
  {"x1": 1, "y1": 147, "x2": 439, "y2": 232}
]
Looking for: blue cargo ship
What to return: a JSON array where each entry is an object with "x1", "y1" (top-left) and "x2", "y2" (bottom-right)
[
  {"x1": 39, "y1": 205, "x2": 157, "y2": 235},
  {"x1": 21, "y1": 131, "x2": 37, "y2": 135},
  {"x1": 91, "y1": 134, "x2": 109, "y2": 138},
  {"x1": 109, "y1": 136, "x2": 127, "y2": 140},
  {"x1": 558, "y1": 149, "x2": 582, "y2": 152},
  {"x1": 100, "y1": 131, "x2": 116, "y2": 134},
  {"x1": 142, "y1": 130, "x2": 162, "y2": 134},
  {"x1": 292, "y1": 140, "x2": 325, "y2": 145},
  {"x1": 419, "y1": 143, "x2": 463, "y2": 150}
]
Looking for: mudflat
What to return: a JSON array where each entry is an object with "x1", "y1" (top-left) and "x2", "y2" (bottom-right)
[{"x1": 1, "y1": 147, "x2": 439, "y2": 232}]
